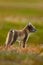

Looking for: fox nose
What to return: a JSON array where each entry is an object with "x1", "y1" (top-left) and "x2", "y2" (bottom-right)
[{"x1": 32, "y1": 29, "x2": 37, "y2": 32}]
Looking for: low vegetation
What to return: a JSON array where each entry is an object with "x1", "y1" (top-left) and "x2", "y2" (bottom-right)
[
  {"x1": 0, "y1": 21, "x2": 43, "y2": 45},
  {"x1": 0, "y1": 0, "x2": 43, "y2": 65}
]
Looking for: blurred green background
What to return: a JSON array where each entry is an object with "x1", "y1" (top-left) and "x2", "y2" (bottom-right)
[
  {"x1": 0, "y1": 0, "x2": 43, "y2": 65},
  {"x1": 0, "y1": 0, "x2": 43, "y2": 45}
]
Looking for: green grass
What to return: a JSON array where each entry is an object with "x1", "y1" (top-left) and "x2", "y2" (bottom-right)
[
  {"x1": 0, "y1": 21, "x2": 43, "y2": 45},
  {"x1": 0, "y1": 0, "x2": 43, "y2": 16},
  {"x1": 0, "y1": 50, "x2": 43, "y2": 65},
  {"x1": 0, "y1": 21, "x2": 26, "y2": 45},
  {"x1": 0, "y1": 0, "x2": 43, "y2": 3},
  {"x1": 0, "y1": 0, "x2": 43, "y2": 65},
  {"x1": 0, "y1": 8, "x2": 43, "y2": 16},
  {"x1": 28, "y1": 23, "x2": 43, "y2": 44}
]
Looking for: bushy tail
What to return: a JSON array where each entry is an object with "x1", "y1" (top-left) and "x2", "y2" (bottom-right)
[{"x1": 5, "y1": 30, "x2": 14, "y2": 47}]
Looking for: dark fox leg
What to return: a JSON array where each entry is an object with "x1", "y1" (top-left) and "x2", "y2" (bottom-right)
[
  {"x1": 11, "y1": 31, "x2": 18, "y2": 45},
  {"x1": 23, "y1": 37, "x2": 27, "y2": 48},
  {"x1": 23, "y1": 32, "x2": 28, "y2": 48},
  {"x1": 23, "y1": 38, "x2": 27, "y2": 48},
  {"x1": 23, "y1": 41, "x2": 25, "y2": 48}
]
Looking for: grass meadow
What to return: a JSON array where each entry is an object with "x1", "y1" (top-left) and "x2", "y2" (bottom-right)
[
  {"x1": 0, "y1": 0, "x2": 43, "y2": 65},
  {"x1": 0, "y1": 21, "x2": 43, "y2": 45}
]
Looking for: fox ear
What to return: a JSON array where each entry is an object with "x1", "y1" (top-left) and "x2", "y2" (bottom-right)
[{"x1": 29, "y1": 22, "x2": 32, "y2": 25}]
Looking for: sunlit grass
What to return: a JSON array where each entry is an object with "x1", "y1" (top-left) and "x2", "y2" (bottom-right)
[{"x1": 0, "y1": 50, "x2": 43, "y2": 65}]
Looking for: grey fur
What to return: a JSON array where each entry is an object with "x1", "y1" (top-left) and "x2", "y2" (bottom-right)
[{"x1": 5, "y1": 23, "x2": 36, "y2": 48}]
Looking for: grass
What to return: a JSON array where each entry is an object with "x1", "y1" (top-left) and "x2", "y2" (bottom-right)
[
  {"x1": 0, "y1": 6, "x2": 43, "y2": 16},
  {"x1": 0, "y1": 50, "x2": 43, "y2": 65},
  {"x1": 0, "y1": 0, "x2": 43, "y2": 16},
  {"x1": 0, "y1": 21, "x2": 26, "y2": 45},
  {"x1": 0, "y1": 0, "x2": 43, "y2": 65},
  {"x1": 0, "y1": 0, "x2": 43, "y2": 3},
  {"x1": 0, "y1": 21, "x2": 43, "y2": 45}
]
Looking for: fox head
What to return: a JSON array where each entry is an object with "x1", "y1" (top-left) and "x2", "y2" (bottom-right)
[{"x1": 27, "y1": 22, "x2": 36, "y2": 32}]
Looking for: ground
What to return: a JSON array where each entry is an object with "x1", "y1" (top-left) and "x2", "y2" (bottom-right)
[{"x1": 0, "y1": 44, "x2": 43, "y2": 65}]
